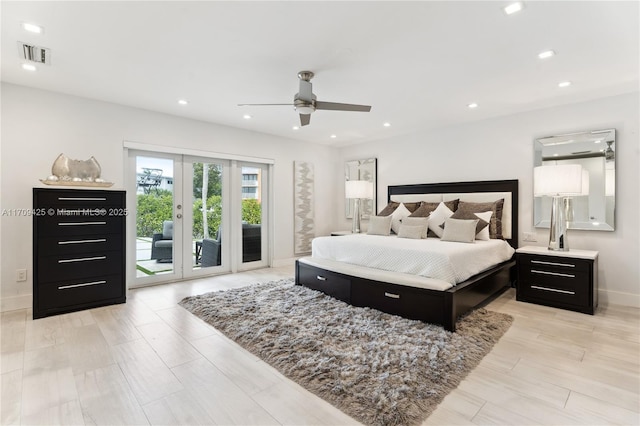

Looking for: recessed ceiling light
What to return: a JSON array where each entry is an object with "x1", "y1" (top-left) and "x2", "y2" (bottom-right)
[
  {"x1": 177, "y1": 99, "x2": 188, "y2": 105},
  {"x1": 594, "y1": 140, "x2": 602, "y2": 144},
  {"x1": 553, "y1": 153, "x2": 559, "y2": 157},
  {"x1": 383, "y1": 122, "x2": 391, "y2": 127},
  {"x1": 292, "y1": 126, "x2": 300, "y2": 130},
  {"x1": 21, "y1": 63, "x2": 36, "y2": 71},
  {"x1": 503, "y1": 2, "x2": 524, "y2": 15},
  {"x1": 22, "y1": 22, "x2": 43, "y2": 34},
  {"x1": 558, "y1": 81, "x2": 572, "y2": 88},
  {"x1": 243, "y1": 114, "x2": 252, "y2": 120},
  {"x1": 467, "y1": 103, "x2": 478, "y2": 109},
  {"x1": 330, "y1": 134, "x2": 337, "y2": 139},
  {"x1": 538, "y1": 50, "x2": 556, "y2": 59}
]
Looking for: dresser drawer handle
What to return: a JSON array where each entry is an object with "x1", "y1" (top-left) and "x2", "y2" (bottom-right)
[
  {"x1": 58, "y1": 280, "x2": 107, "y2": 290},
  {"x1": 531, "y1": 285, "x2": 576, "y2": 295},
  {"x1": 58, "y1": 256, "x2": 107, "y2": 264},
  {"x1": 384, "y1": 292, "x2": 400, "y2": 299},
  {"x1": 58, "y1": 238, "x2": 107, "y2": 245},
  {"x1": 58, "y1": 221, "x2": 107, "y2": 226},
  {"x1": 316, "y1": 275, "x2": 327, "y2": 281},
  {"x1": 531, "y1": 269, "x2": 575, "y2": 278},
  {"x1": 58, "y1": 197, "x2": 107, "y2": 201},
  {"x1": 531, "y1": 260, "x2": 576, "y2": 268}
]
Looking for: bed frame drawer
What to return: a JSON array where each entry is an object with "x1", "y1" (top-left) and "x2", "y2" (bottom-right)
[
  {"x1": 350, "y1": 279, "x2": 445, "y2": 324},
  {"x1": 295, "y1": 262, "x2": 351, "y2": 303}
]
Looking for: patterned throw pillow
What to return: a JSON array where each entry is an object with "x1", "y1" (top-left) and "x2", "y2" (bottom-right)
[
  {"x1": 447, "y1": 209, "x2": 491, "y2": 237},
  {"x1": 456, "y1": 200, "x2": 504, "y2": 239},
  {"x1": 390, "y1": 203, "x2": 412, "y2": 234},
  {"x1": 427, "y1": 202, "x2": 454, "y2": 238}
]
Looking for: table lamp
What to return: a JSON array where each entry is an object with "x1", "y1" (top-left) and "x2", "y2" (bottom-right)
[
  {"x1": 534, "y1": 164, "x2": 583, "y2": 251},
  {"x1": 346, "y1": 180, "x2": 373, "y2": 233}
]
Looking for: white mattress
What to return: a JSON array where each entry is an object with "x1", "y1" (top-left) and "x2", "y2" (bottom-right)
[{"x1": 311, "y1": 234, "x2": 515, "y2": 285}]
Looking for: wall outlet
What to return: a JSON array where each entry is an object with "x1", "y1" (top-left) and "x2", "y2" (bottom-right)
[
  {"x1": 16, "y1": 269, "x2": 27, "y2": 282},
  {"x1": 523, "y1": 232, "x2": 538, "y2": 242}
]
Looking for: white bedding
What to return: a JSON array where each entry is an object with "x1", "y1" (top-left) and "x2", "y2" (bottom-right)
[{"x1": 311, "y1": 234, "x2": 515, "y2": 285}]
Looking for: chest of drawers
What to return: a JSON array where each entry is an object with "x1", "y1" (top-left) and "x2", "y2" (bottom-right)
[
  {"x1": 33, "y1": 188, "x2": 126, "y2": 318},
  {"x1": 516, "y1": 246, "x2": 598, "y2": 314}
]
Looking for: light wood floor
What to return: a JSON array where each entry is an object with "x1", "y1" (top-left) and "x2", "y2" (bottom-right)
[{"x1": 2, "y1": 266, "x2": 639, "y2": 425}]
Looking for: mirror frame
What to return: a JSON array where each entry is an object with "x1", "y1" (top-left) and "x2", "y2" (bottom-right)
[
  {"x1": 345, "y1": 158, "x2": 377, "y2": 219},
  {"x1": 534, "y1": 129, "x2": 615, "y2": 231}
]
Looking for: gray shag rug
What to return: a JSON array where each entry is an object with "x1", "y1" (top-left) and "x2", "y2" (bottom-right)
[{"x1": 179, "y1": 279, "x2": 512, "y2": 426}]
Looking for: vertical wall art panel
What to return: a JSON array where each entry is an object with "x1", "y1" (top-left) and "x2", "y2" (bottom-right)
[{"x1": 294, "y1": 161, "x2": 315, "y2": 255}]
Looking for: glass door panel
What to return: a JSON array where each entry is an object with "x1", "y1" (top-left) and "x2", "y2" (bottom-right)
[
  {"x1": 132, "y1": 153, "x2": 182, "y2": 285},
  {"x1": 189, "y1": 161, "x2": 226, "y2": 273},
  {"x1": 239, "y1": 163, "x2": 268, "y2": 269}
]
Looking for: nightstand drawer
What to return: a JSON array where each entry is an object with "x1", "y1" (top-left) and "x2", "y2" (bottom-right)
[
  {"x1": 519, "y1": 254, "x2": 590, "y2": 273},
  {"x1": 518, "y1": 274, "x2": 589, "y2": 307}
]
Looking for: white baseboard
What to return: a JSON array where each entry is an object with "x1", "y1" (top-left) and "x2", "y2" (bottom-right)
[
  {"x1": 271, "y1": 257, "x2": 298, "y2": 268},
  {"x1": 0, "y1": 294, "x2": 31, "y2": 313},
  {"x1": 598, "y1": 289, "x2": 640, "y2": 309}
]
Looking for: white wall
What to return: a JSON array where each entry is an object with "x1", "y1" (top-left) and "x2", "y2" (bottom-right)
[
  {"x1": 337, "y1": 92, "x2": 640, "y2": 307},
  {"x1": 0, "y1": 83, "x2": 340, "y2": 311}
]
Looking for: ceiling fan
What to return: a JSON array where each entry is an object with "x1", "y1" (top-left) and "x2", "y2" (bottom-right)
[{"x1": 238, "y1": 71, "x2": 371, "y2": 126}]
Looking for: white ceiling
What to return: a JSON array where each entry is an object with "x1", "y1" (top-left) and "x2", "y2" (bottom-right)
[{"x1": 2, "y1": 1, "x2": 638, "y2": 147}]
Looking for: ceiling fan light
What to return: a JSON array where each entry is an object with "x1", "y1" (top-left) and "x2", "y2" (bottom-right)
[{"x1": 296, "y1": 105, "x2": 314, "y2": 115}]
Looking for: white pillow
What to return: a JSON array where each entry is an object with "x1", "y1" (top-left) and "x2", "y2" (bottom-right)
[
  {"x1": 390, "y1": 203, "x2": 411, "y2": 234},
  {"x1": 474, "y1": 211, "x2": 493, "y2": 241},
  {"x1": 397, "y1": 224, "x2": 424, "y2": 239},
  {"x1": 401, "y1": 217, "x2": 428, "y2": 238},
  {"x1": 428, "y1": 202, "x2": 454, "y2": 238},
  {"x1": 441, "y1": 218, "x2": 479, "y2": 243},
  {"x1": 368, "y1": 215, "x2": 392, "y2": 236}
]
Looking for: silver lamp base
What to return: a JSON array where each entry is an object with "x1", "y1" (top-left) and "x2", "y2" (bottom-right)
[
  {"x1": 548, "y1": 195, "x2": 570, "y2": 251},
  {"x1": 351, "y1": 198, "x2": 362, "y2": 233}
]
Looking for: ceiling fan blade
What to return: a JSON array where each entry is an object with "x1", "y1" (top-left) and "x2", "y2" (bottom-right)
[
  {"x1": 298, "y1": 79, "x2": 313, "y2": 102},
  {"x1": 237, "y1": 103, "x2": 293, "y2": 106},
  {"x1": 300, "y1": 114, "x2": 311, "y2": 126},
  {"x1": 315, "y1": 101, "x2": 371, "y2": 112}
]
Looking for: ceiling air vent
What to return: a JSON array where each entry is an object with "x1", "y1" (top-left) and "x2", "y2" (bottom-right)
[{"x1": 17, "y1": 42, "x2": 51, "y2": 65}]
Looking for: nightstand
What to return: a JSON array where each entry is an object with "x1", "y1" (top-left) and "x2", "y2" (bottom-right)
[
  {"x1": 330, "y1": 231, "x2": 353, "y2": 236},
  {"x1": 516, "y1": 246, "x2": 598, "y2": 314}
]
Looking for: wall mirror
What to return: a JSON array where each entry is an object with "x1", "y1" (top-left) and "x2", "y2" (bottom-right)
[
  {"x1": 345, "y1": 158, "x2": 377, "y2": 219},
  {"x1": 534, "y1": 129, "x2": 615, "y2": 231}
]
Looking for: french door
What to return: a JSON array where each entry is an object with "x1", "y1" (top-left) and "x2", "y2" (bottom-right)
[{"x1": 126, "y1": 150, "x2": 269, "y2": 287}]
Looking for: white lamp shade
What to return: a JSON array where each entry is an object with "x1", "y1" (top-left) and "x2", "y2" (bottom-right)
[
  {"x1": 345, "y1": 180, "x2": 373, "y2": 199},
  {"x1": 534, "y1": 164, "x2": 583, "y2": 196}
]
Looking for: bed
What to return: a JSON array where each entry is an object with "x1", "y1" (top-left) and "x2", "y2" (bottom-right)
[{"x1": 295, "y1": 179, "x2": 519, "y2": 331}]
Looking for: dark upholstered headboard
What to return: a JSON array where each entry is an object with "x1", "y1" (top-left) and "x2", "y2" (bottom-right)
[{"x1": 387, "y1": 179, "x2": 519, "y2": 249}]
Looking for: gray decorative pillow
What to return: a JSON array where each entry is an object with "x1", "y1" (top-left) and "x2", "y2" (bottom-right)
[
  {"x1": 378, "y1": 202, "x2": 399, "y2": 216},
  {"x1": 367, "y1": 215, "x2": 392, "y2": 236},
  {"x1": 397, "y1": 224, "x2": 424, "y2": 239},
  {"x1": 441, "y1": 218, "x2": 479, "y2": 243},
  {"x1": 409, "y1": 199, "x2": 459, "y2": 218},
  {"x1": 457, "y1": 200, "x2": 504, "y2": 239},
  {"x1": 401, "y1": 217, "x2": 428, "y2": 238},
  {"x1": 379, "y1": 201, "x2": 421, "y2": 215},
  {"x1": 447, "y1": 209, "x2": 490, "y2": 234}
]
